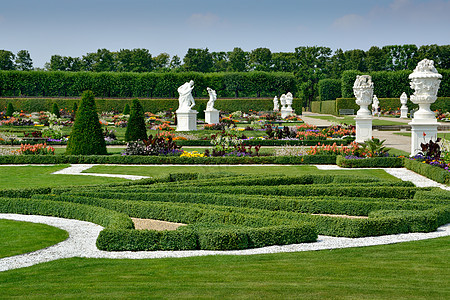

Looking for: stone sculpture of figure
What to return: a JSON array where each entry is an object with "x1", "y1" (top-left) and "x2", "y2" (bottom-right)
[
  {"x1": 285, "y1": 92, "x2": 293, "y2": 109},
  {"x1": 280, "y1": 94, "x2": 287, "y2": 109},
  {"x1": 372, "y1": 95, "x2": 380, "y2": 117},
  {"x1": 273, "y1": 96, "x2": 279, "y2": 111},
  {"x1": 177, "y1": 80, "x2": 195, "y2": 112},
  {"x1": 206, "y1": 87, "x2": 217, "y2": 111},
  {"x1": 400, "y1": 92, "x2": 408, "y2": 105}
]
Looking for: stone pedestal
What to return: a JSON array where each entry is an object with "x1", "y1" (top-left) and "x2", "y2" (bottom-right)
[
  {"x1": 281, "y1": 108, "x2": 294, "y2": 119},
  {"x1": 410, "y1": 120, "x2": 438, "y2": 156},
  {"x1": 176, "y1": 110, "x2": 198, "y2": 131},
  {"x1": 355, "y1": 116, "x2": 373, "y2": 143},
  {"x1": 204, "y1": 109, "x2": 219, "y2": 124},
  {"x1": 400, "y1": 107, "x2": 408, "y2": 119}
]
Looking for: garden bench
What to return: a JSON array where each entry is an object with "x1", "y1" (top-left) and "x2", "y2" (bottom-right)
[{"x1": 339, "y1": 109, "x2": 354, "y2": 115}]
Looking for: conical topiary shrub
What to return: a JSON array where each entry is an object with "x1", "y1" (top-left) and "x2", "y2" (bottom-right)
[
  {"x1": 51, "y1": 103, "x2": 60, "y2": 118},
  {"x1": 123, "y1": 103, "x2": 131, "y2": 115},
  {"x1": 6, "y1": 103, "x2": 14, "y2": 117},
  {"x1": 72, "y1": 102, "x2": 78, "y2": 114},
  {"x1": 65, "y1": 91, "x2": 107, "y2": 155},
  {"x1": 125, "y1": 99, "x2": 147, "y2": 142}
]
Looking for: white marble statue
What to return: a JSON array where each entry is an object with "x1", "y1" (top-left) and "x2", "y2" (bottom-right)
[
  {"x1": 372, "y1": 95, "x2": 380, "y2": 117},
  {"x1": 400, "y1": 92, "x2": 408, "y2": 118},
  {"x1": 273, "y1": 96, "x2": 279, "y2": 111},
  {"x1": 177, "y1": 80, "x2": 196, "y2": 112},
  {"x1": 280, "y1": 94, "x2": 287, "y2": 109},
  {"x1": 206, "y1": 87, "x2": 217, "y2": 111},
  {"x1": 285, "y1": 92, "x2": 293, "y2": 110}
]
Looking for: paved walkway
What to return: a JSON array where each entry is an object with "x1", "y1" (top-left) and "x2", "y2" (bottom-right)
[{"x1": 301, "y1": 112, "x2": 450, "y2": 153}]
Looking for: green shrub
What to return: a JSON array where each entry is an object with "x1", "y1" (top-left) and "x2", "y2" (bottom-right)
[
  {"x1": 336, "y1": 155, "x2": 404, "y2": 168},
  {"x1": 124, "y1": 99, "x2": 147, "y2": 141},
  {"x1": 65, "y1": 91, "x2": 107, "y2": 155},
  {"x1": 72, "y1": 102, "x2": 78, "y2": 114},
  {"x1": 6, "y1": 102, "x2": 14, "y2": 116},
  {"x1": 122, "y1": 103, "x2": 130, "y2": 115},
  {"x1": 51, "y1": 103, "x2": 60, "y2": 118},
  {"x1": 319, "y1": 79, "x2": 341, "y2": 100},
  {"x1": 403, "y1": 158, "x2": 450, "y2": 184}
]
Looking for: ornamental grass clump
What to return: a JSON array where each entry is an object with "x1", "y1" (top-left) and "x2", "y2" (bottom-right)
[
  {"x1": 125, "y1": 99, "x2": 147, "y2": 142},
  {"x1": 65, "y1": 91, "x2": 107, "y2": 155}
]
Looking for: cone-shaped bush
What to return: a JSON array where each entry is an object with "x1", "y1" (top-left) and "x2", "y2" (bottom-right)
[
  {"x1": 72, "y1": 102, "x2": 78, "y2": 114},
  {"x1": 123, "y1": 103, "x2": 130, "y2": 115},
  {"x1": 51, "y1": 103, "x2": 60, "y2": 118},
  {"x1": 6, "y1": 103, "x2": 14, "y2": 117},
  {"x1": 65, "y1": 91, "x2": 107, "y2": 155},
  {"x1": 125, "y1": 99, "x2": 147, "y2": 142}
]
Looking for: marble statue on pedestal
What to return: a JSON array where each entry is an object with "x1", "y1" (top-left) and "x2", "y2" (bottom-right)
[
  {"x1": 177, "y1": 80, "x2": 196, "y2": 112},
  {"x1": 176, "y1": 80, "x2": 198, "y2": 131},
  {"x1": 273, "y1": 96, "x2": 279, "y2": 111},
  {"x1": 400, "y1": 92, "x2": 408, "y2": 118},
  {"x1": 372, "y1": 95, "x2": 380, "y2": 117},
  {"x1": 204, "y1": 87, "x2": 219, "y2": 124}
]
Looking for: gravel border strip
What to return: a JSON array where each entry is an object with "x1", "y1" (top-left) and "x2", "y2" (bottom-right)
[{"x1": 1, "y1": 213, "x2": 448, "y2": 272}]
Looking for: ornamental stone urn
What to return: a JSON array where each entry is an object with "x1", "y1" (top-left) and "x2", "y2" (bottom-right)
[
  {"x1": 353, "y1": 75, "x2": 374, "y2": 143},
  {"x1": 408, "y1": 59, "x2": 442, "y2": 155}
]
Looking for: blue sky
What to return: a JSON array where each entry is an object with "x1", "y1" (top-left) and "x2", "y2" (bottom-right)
[{"x1": 1, "y1": 0, "x2": 449, "y2": 68}]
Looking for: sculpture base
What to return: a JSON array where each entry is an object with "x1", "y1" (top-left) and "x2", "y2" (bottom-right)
[
  {"x1": 409, "y1": 119, "x2": 439, "y2": 156},
  {"x1": 204, "y1": 110, "x2": 219, "y2": 124},
  {"x1": 281, "y1": 108, "x2": 295, "y2": 119},
  {"x1": 355, "y1": 116, "x2": 373, "y2": 143},
  {"x1": 400, "y1": 107, "x2": 408, "y2": 119},
  {"x1": 176, "y1": 110, "x2": 198, "y2": 131}
]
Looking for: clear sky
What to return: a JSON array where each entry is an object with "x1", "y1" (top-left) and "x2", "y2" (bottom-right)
[{"x1": 1, "y1": 0, "x2": 449, "y2": 68}]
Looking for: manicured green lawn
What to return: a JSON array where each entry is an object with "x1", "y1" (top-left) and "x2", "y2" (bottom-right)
[
  {"x1": 84, "y1": 165, "x2": 401, "y2": 181},
  {"x1": 307, "y1": 115, "x2": 408, "y2": 126},
  {"x1": 0, "y1": 219, "x2": 68, "y2": 259},
  {"x1": 0, "y1": 165, "x2": 127, "y2": 189},
  {"x1": 1, "y1": 236, "x2": 448, "y2": 299},
  {"x1": 394, "y1": 132, "x2": 450, "y2": 140}
]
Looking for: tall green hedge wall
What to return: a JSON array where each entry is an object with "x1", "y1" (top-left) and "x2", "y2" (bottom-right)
[
  {"x1": 341, "y1": 69, "x2": 450, "y2": 98},
  {"x1": 318, "y1": 79, "x2": 342, "y2": 100},
  {"x1": 0, "y1": 71, "x2": 297, "y2": 98},
  {"x1": 0, "y1": 98, "x2": 303, "y2": 114}
]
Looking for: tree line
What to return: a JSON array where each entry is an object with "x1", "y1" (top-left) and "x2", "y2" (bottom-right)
[{"x1": 0, "y1": 44, "x2": 448, "y2": 108}]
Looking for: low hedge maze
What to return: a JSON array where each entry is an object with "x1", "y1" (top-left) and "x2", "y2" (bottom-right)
[{"x1": 1, "y1": 173, "x2": 448, "y2": 251}]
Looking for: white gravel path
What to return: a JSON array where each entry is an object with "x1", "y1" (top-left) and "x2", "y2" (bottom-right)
[
  {"x1": 1, "y1": 163, "x2": 449, "y2": 272},
  {"x1": 51, "y1": 164, "x2": 149, "y2": 180},
  {"x1": 1, "y1": 213, "x2": 448, "y2": 272}
]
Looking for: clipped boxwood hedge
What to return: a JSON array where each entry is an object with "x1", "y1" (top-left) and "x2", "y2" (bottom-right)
[
  {"x1": 404, "y1": 158, "x2": 450, "y2": 184},
  {"x1": 0, "y1": 154, "x2": 337, "y2": 165},
  {"x1": 336, "y1": 155, "x2": 404, "y2": 168}
]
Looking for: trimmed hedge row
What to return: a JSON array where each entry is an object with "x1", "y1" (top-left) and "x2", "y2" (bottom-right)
[
  {"x1": 335, "y1": 97, "x2": 450, "y2": 114},
  {"x1": 403, "y1": 158, "x2": 450, "y2": 184},
  {"x1": 336, "y1": 155, "x2": 404, "y2": 168},
  {"x1": 0, "y1": 154, "x2": 338, "y2": 165},
  {"x1": 0, "y1": 97, "x2": 303, "y2": 115},
  {"x1": 341, "y1": 69, "x2": 450, "y2": 98},
  {"x1": 318, "y1": 79, "x2": 342, "y2": 101},
  {"x1": 63, "y1": 191, "x2": 432, "y2": 217},
  {"x1": 0, "y1": 197, "x2": 134, "y2": 230},
  {"x1": 0, "y1": 71, "x2": 297, "y2": 98}
]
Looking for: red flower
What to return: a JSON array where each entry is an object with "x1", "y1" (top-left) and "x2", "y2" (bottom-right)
[{"x1": 423, "y1": 132, "x2": 427, "y2": 137}]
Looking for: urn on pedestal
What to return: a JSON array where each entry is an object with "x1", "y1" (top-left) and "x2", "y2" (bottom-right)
[
  {"x1": 353, "y1": 75, "x2": 374, "y2": 143},
  {"x1": 408, "y1": 59, "x2": 442, "y2": 155}
]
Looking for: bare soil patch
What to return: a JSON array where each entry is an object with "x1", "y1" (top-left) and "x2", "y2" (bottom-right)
[{"x1": 131, "y1": 218, "x2": 186, "y2": 231}]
